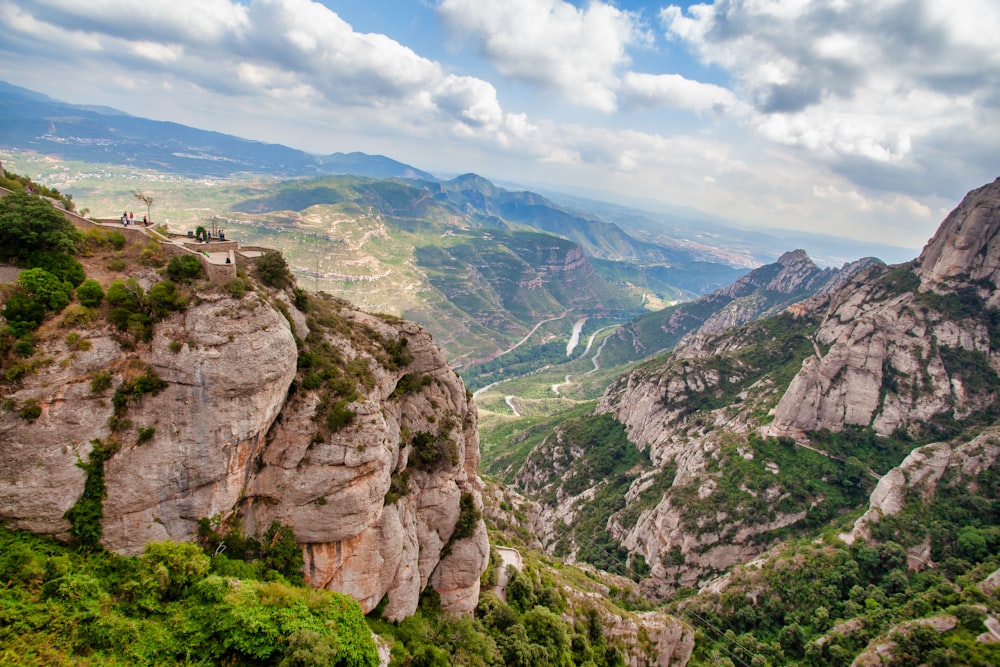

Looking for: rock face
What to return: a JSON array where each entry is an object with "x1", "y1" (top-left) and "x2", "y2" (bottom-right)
[
  {"x1": 590, "y1": 179, "x2": 1000, "y2": 597},
  {"x1": 766, "y1": 180, "x2": 1000, "y2": 441},
  {"x1": 0, "y1": 287, "x2": 488, "y2": 621},
  {"x1": 917, "y1": 178, "x2": 1000, "y2": 288},
  {"x1": 603, "y1": 249, "x2": 880, "y2": 364},
  {"x1": 841, "y1": 427, "x2": 1000, "y2": 550}
]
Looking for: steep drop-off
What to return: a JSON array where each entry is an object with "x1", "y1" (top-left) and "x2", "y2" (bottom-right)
[
  {"x1": 0, "y1": 274, "x2": 488, "y2": 621},
  {"x1": 530, "y1": 179, "x2": 1000, "y2": 598}
]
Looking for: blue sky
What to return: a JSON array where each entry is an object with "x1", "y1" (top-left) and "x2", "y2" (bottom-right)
[{"x1": 1, "y1": 0, "x2": 998, "y2": 249}]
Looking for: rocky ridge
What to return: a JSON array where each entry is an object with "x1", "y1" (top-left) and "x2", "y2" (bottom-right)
[
  {"x1": 602, "y1": 249, "x2": 881, "y2": 365},
  {"x1": 0, "y1": 280, "x2": 488, "y2": 621},
  {"x1": 587, "y1": 179, "x2": 1000, "y2": 597}
]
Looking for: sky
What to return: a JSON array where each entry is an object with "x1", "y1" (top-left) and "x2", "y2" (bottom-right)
[{"x1": 0, "y1": 0, "x2": 998, "y2": 249}]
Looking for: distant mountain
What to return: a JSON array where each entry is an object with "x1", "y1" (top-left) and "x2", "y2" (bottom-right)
[
  {"x1": 222, "y1": 172, "x2": 755, "y2": 364},
  {"x1": 597, "y1": 249, "x2": 881, "y2": 367},
  {"x1": 0, "y1": 81, "x2": 431, "y2": 180}
]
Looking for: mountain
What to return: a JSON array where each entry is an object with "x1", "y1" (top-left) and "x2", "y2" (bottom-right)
[
  {"x1": 491, "y1": 179, "x2": 1000, "y2": 664},
  {"x1": 0, "y1": 187, "x2": 694, "y2": 666},
  {"x1": 597, "y1": 248, "x2": 881, "y2": 367},
  {"x1": 0, "y1": 224, "x2": 487, "y2": 621},
  {"x1": 217, "y1": 173, "x2": 746, "y2": 370},
  {"x1": 598, "y1": 180, "x2": 1000, "y2": 593},
  {"x1": 0, "y1": 81, "x2": 432, "y2": 179}
]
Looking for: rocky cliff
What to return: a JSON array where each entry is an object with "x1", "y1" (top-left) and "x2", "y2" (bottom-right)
[
  {"x1": 599, "y1": 249, "x2": 880, "y2": 366},
  {"x1": 766, "y1": 178, "x2": 1000, "y2": 441},
  {"x1": 590, "y1": 178, "x2": 1000, "y2": 597},
  {"x1": 0, "y1": 277, "x2": 488, "y2": 620}
]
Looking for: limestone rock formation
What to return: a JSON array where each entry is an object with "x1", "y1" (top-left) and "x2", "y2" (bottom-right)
[
  {"x1": 0, "y1": 286, "x2": 488, "y2": 621},
  {"x1": 603, "y1": 248, "x2": 880, "y2": 364},
  {"x1": 841, "y1": 427, "x2": 1000, "y2": 550},
  {"x1": 591, "y1": 179, "x2": 1000, "y2": 597},
  {"x1": 917, "y1": 177, "x2": 1000, "y2": 288},
  {"x1": 767, "y1": 179, "x2": 1000, "y2": 441}
]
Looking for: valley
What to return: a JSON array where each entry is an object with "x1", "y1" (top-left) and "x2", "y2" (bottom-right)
[{"x1": 2, "y1": 95, "x2": 999, "y2": 666}]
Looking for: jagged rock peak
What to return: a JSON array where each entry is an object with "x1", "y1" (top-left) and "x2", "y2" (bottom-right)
[
  {"x1": 776, "y1": 249, "x2": 811, "y2": 266},
  {"x1": 917, "y1": 177, "x2": 1000, "y2": 286}
]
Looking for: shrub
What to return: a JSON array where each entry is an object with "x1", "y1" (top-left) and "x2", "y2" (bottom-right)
[
  {"x1": 3, "y1": 291, "x2": 46, "y2": 333},
  {"x1": 76, "y1": 279, "x2": 104, "y2": 307},
  {"x1": 19, "y1": 400, "x2": 42, "y2": 421},
  {"x1": 325, "y1": 399, "x2": 354, "y2": 432},
  {"x1": 0, "y1": 191, "x2": 80, "y2": 262},
  {"x1": 136, "y1": 426, "x2": 155, "y2": 444},
  {"x1": 145, "y1": 280, "x2": 188, "y2": 318},
  {"x1": 15, "y1": 267, "x2": 73, "y2": 312},
  {"x1": 255, "y1": 251, "x2": 293, "y2": 289},
  {"x1": 140, "y1": 541, "x2": 211, "y2": 601},
  {"x1": 108, "y1": 231, "x2": 126, "y2": 250},
  {"x1": 65, "y1": 332, "x2": 91, "y2": 351},
  {"x1": 24, "y1": 251, "x2": 86, "y2": 286},
  {"x1": 59, "y1": 304, "x2": 93, "y2": 328},
  {"x1": 90, "y1": 371, "x2": 113, "y2": 394},
  {"x1": 293, "y1": 288, "x2": 310, "y2": 312},
  {"x1": 138, "y1": 242, "x2": 165, "y2": 267},
  {"x1": 166, "y1": 254, "x2": 203, "y2": 283},
  {"x1": 63, "y1": 439, "x2": 116, "y2": 548},
  {"x1": 112, "y1": 370, "x2": 168, "y2": 416},
  {"x1": 224, "y1": 276, "x2": 251, "y2": 298},
  {"x1": 12, "y1": 336, "x2": 33, "y2": 357}
]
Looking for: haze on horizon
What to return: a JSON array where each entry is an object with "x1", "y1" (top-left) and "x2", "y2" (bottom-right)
[{"x1": 0, "y1": 0, "x2": 997, "y2": 250}]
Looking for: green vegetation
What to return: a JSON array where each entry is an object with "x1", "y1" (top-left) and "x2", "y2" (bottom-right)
[
  {"x1": 1, "y1": 169, "x2": 76, "y2": 210},
  {"x1": 63, "y1": 440, "x2": 116, "y2": 548},
  {"x1": 196, "y1": 517, "x2": 306, "y2": 586},
  {"x1": 105, "y1": 277, "x2": 189, "y2": 342},
  {"x1": 678, "y1": 522, "x2": 1000, "y2": 666},
  {"x1": 0, "y1": 191, "x2": 80, "y2": 263},
  {"x1": 0, "y1": 526, "x2": 378, "y2": 666},
  {"x1": 368, "y1": 562, "x2": 625, "y2": 667},
  {"x1": 76, "y1": 278, "x2": 104, "y2": 307},
  {"x1": 165, "y1": 254, "x2": 203, "y2": 282},
  {"x1": 671, "y1": 433, "x2": 872, "y2": 539},
  {"x1": 877, "y1": 261, "x2": 921, "y2": 295},
  {"x1": 3, "y1": 268, "x2": 74, "y2": 335},
  {"x1": 293, "y1": 292, "x2": 428, "y2": 438},
  {"x1": 664, "y1": 312, "x2": 819, "y2": 415},
  {"x1": 255, "y1": 250, "x2": 294, "y2": 288}
]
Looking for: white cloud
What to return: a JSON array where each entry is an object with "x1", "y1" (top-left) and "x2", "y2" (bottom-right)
[
  {"x1": 661, "y1": 0, "x2": 1000, "y2": 197},
  {"x1": 436, "y1": 0, "x2": 644, "y2": 112},
  {"x1": 0, "y1": 0, "x2": 989, "y2": 249},
  {"x1": 0, "y1": 0, "x2": 508, "y2": 136},
  {"x1": 619, "y1": 72, "x2": 745, "y2": 114}
]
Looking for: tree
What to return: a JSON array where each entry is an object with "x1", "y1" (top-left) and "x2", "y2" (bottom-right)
[
  {"x1": 133, "y1": 190, "x2": 154, "y2": 222},
  {"x1": 15, "y1": 268, "x2": 72, "y2": 313},
  {"x1": 255, "y1": 251, "x2": 293, "y2": 289},
  {"x1": 166, "y1": 255, "x2": 203, "y2": 282},
  {"x1": 0, "y1": 191, "x2": 79, "y2": 262}
]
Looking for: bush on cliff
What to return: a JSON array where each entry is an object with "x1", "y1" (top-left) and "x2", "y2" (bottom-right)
[
  {"x1": 0, "y1": 191, "x2": 80, "y2": 263},
  {"x1": 0, "y1": 526, "x2": 379, "y2": 666}
]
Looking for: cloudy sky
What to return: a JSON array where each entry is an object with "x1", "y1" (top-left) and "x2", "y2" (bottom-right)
[{"x1": 1, "y1": 0, "x2": 997, "y2": 249}]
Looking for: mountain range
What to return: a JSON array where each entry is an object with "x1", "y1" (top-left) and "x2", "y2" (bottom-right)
[
  {"x1": 0, "y1": 81, "x2": 433, "y2": 180},
  {"x1": 1, "y1": 78, "x2": 998, "y2": 665},
  {"x1": 486, "y1": 178, "x2": 1000, "y2": 664}
]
